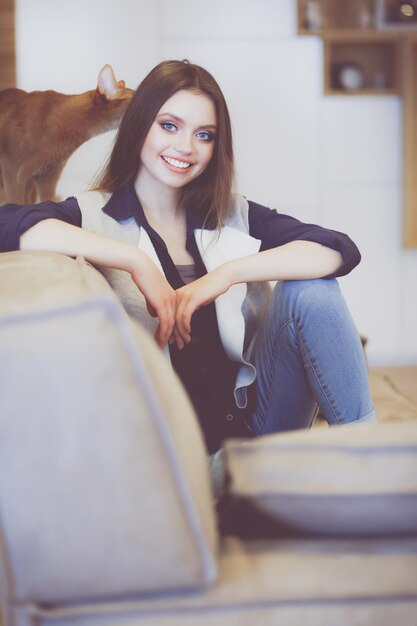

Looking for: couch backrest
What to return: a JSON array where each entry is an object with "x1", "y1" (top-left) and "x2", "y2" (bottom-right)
[{"x1": 0, "y1": 251, "x2": 218, "y2": 608}]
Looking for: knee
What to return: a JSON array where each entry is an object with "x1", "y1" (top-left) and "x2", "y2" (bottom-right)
[{"x1": 273, "y1": 278, "x2": 343, "y2": 319}]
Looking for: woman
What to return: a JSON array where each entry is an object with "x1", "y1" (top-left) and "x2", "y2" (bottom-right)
[{"x1": 0, "y1": 60, "x2": 375, "y2": 454}]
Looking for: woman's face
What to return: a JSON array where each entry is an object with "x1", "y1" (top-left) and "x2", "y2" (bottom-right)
[{"x1": 139, "y1": 89, "x2": 217, "y2": 193}]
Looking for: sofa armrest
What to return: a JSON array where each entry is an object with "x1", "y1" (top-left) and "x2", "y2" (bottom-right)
[{"x1": 0, "y1": 251, "x2": 218, "y2": 608}]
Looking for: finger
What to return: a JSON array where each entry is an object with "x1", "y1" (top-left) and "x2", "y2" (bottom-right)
[
  {"x1": 175, "y1": 296, "x2": 193, "y2": 342},
  {"x1": 171, "y1": 327, "x2": 185, "y2": 350},
  {"x1": 156, "y1": 302, "x2": 176, "y2": 348},
  {"x1": 163, "y1": 312, "x2": 177, "y2": 347},
  {"x1": 156, "y1": 320, "x2": 171, "y2": 349}
]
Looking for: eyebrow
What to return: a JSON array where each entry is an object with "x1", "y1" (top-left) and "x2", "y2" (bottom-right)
[{"x1": 156, "y1": 112, "x2": 217, "y2": 130}]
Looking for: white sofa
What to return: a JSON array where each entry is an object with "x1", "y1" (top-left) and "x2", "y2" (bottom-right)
[{"x1": 0, "y1": 251, "x2": 416, "y2": 626}]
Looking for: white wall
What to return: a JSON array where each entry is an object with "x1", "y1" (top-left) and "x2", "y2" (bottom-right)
[
  {"x1": 15, "y1": 0, "x2": 160, "y2": 194},
  {"x1": 15, "y1": 0, "x2": 417, "y2": 366}
]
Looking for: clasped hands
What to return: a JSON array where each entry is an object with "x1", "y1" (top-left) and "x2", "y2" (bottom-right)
[{"x1": 132, "y1": 261, "x2": 232, "y2": 350}]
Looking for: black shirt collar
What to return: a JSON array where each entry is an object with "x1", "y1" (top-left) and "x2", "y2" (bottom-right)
[
  {"x1": 102, "y1": 183, "x2": 214, "y2": 233},
  {"x1": 102, "y1": 184, "x2": 145, "y2": 224}
]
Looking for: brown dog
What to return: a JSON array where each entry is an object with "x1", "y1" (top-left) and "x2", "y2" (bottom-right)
[{"x1": 0, "y1": 65, "x2": 134, "y2": 204}]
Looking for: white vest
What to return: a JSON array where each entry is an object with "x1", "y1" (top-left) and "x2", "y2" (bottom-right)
[{"x1": 76, "y1": 190, "x2": 271, "y2": 408}]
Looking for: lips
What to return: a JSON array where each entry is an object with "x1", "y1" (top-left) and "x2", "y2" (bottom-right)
[{"x1": 161, "y1": 155, "x2": 192, "y2": 170}]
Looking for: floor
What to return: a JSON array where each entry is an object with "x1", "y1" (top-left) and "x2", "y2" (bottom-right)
[{"x1": 371, "y1": 365, "x2": 417, "y2": 405}]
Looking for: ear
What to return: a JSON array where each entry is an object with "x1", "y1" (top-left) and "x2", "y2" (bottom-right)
[{"x1": 97, "y1": 65, "x2": 120, "y2": 100}]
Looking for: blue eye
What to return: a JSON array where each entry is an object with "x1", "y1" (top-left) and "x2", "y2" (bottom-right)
[
  {"x1": 161, "y1": 122, "x2": 177, "y2": 132},
  {"x1": 196, "y1": 130, "x2": 214, "y2": 142}
]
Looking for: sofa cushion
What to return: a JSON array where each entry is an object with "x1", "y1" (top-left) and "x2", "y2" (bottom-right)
[
  {"x1": 15, "y1": 535, "x2": 417, "y2": 626},
  {"x1": 223, "y1": 421, "x2": 417, "y2": 537},
  {"x1": 0, "y1": 251, "x2": 218, "y2": 605}
]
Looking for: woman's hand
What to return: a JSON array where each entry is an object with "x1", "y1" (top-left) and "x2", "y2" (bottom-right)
[
  {"x1": 174, "y1": 266, "x2": 232, "y2": 345},
  {"x1": 131, "y1": 254, "x2": 177, "y2": 349},
  {"x1": 172, "y1": 238, "x2": 343, "y2": 348}
]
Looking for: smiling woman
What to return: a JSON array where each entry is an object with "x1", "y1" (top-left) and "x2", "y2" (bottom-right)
[
  {"x1": 95, "y1": 60, "x2": 234, "y2": 233},
  {"x1": 138, "y1": 90, "x2": 217, "y2": 190},
  {"x1": 0, "y1": 59, "x2": 376, "y2": 454}
]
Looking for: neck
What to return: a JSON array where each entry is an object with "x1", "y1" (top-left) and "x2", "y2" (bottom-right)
[{"x1": 134, "y1": 170, "x2": 181, "y2": 219}]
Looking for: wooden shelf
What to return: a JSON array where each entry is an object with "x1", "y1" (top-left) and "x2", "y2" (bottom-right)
[
  {"x1": 298, "y1": 1, "x2": 417, "y2": 33},
  {"x1": 298, "y1": 0, "x2": 375, "y2": 31},
  {"x1": 324, "y1": 37, "x2": 401, "y2": 93},
  {"x1": 297, "y1": 0, "x2": 417, "y2": 248},
  {"x1": 324, "y1": 87, "x2": 399, "y2": 95},
  {"x1": 0, "y1": 0, "x2": 16, "y2": 90}
]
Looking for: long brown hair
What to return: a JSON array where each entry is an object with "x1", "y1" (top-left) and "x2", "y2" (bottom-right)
[{"x1": 95, "y1": 60, "x2": 235, "y2": 229}]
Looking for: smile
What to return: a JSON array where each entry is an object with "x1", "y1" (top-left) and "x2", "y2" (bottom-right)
[{"x1": 161, "y1": 156, "x2": 191, "y2": 169}]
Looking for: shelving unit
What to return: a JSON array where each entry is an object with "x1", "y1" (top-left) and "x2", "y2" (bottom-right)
[{"x1": 297, "y1": 0, "x2": 417, "y2": 247}]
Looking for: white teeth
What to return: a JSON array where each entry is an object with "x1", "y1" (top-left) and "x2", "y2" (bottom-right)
[{"x1": 162, "y1": 156, "x2": 191, "y2": 169}]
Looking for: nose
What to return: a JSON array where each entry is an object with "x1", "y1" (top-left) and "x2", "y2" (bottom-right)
[{"x1": 174, "y1": 131, "x2": 193, "y2": 155}]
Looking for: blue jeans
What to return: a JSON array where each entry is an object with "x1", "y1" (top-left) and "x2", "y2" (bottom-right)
[{"x1": 249, "y1": 279, "x2": 376, "y2": 435}]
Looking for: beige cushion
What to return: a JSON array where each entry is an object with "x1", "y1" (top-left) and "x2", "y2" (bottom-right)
[
  {"x1": 17, "y1": 535, "x2": 417, "y2": 625},
  {"x1": 0, "y1": 251, "x2": 218, "y2": 605},
  {"x1": 224, "y1": 421, "x2": 417, "y2": 537}
]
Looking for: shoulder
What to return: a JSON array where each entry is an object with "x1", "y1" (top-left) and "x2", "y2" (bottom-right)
[
  {"x1": 224, "y1": 194, "x2": 250, "y2": 231},
  {"x1": 75, "y1": 190, "x2": 112, "y2": 213},
  {"x1": 224, "y1": 195, "x2": 288, "y2": 237}
]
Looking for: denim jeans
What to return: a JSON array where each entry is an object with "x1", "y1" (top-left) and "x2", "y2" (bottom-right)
[{"x1": 249, "y1": 279, "x2": 376, "y2": 435}]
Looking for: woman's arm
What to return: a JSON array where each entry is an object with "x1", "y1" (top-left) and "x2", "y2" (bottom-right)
[
  {"x1": 21, "y1": 219, "x2": 176, "y2": 348},
  {"x1": 0, "y1": 197, "x2": 81, "y2": 252},
  {"x1": 248, "y1": 200, "x2": 360, "y2": 277},
  {"x1": 222, "y1": 240, "x2": 342, "y2": 283},
  {"x1": 174, "y1": 200, "x2": 358, "y2": 344},
  {"x1": 174, "y1": 240, "x2": 342, "y2": 343}
]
